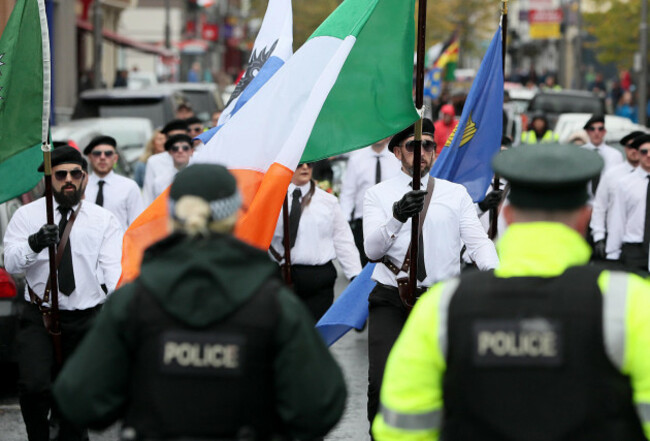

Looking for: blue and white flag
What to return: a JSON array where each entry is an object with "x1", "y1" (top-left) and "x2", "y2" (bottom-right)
[
  {"x1": 431, "y1": 26, "x2": 503, "y2": 201},
  {"x1": 316, "y1": 26, "x2": 504, "y2": 347},
  {"x1": 197, "y1": 0, "x2": 293, "y2": 144}
]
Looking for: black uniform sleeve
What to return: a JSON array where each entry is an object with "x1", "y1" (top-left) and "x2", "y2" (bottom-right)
[
  {"x1": 52, "y1": 284, "x2": 137, "y2": 429},
  {"x1": 273, "y1": 286, "x2": 347, "y2": 439}
]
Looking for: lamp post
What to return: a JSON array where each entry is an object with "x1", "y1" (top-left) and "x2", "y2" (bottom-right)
[
  {"x1": 639, "y1": 0, "x2": 648, "y2": 126},
  {"x1": 92, "y1": 0, "x2": 103, "y2": 89}
]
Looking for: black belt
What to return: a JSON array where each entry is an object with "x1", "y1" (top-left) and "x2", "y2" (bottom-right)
[{"x1": 376, "y1": 282, "x2": 430, "y2": 297}]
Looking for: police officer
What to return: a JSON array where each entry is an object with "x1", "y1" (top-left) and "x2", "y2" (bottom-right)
[
  {"x1": 373, "y1": 144, "x2": 650, "y2": 441},
  {"x1": 53, "y1": 164, "x2": 347, "y2": 441},
  {"x1": 520, "y1": 112, "x2": 558, "y2": 144}
]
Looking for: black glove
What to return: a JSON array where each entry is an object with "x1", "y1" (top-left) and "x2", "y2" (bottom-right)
[
  {"x1": 28, "y1": 224, "x2": 59, "y2": 253},
  {"x1": 392, "y1": 190, "x2": 427, "y2": 223},
  {"x1": 593, "y1": 239, "x2": 606, "y2": 260},
  {"x1": 478, "y1": 190, "x2": 504, "y2": 212}
]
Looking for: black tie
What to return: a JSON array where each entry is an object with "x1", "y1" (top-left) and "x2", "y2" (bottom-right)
[
  {"x1": 644, "y1": 176, "x2": 650, "y2": 254},
  {"x1": 375, "y1": 156, "x2": 382, "y2": 184},
  {"x1": 288, "y1": 188, "x2": 302, "y2": 248},
  {"x1": 57, "y1": 206, "x2": 75, "y2": 295},
  {"x1": 95, "y1": 180, "x2": 105, "y2": 207}
]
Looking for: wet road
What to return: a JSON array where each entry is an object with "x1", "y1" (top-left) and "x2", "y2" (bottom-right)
[{"x1": 0, "y1": 266, "x2": 371, "y2": 440}]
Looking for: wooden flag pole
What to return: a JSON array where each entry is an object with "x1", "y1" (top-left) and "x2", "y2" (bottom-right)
[
  {"x1": 408, "y1": 0, "x2": 428, "y2": 305},
  {"x1": 489, "y1": 0, "x2": 508, "y2": 240}
]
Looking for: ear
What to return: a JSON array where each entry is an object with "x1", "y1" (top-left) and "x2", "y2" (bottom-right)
[
  {"x1": 503, "y1": 204, "x2": 514, "y2": 225},
  {"x1": 394, "y1": 147, "x2": 403, "y2": 161}
]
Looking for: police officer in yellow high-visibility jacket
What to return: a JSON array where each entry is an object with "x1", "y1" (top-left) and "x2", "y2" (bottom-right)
[
  {"x1": 373, "y1": 144, "x2": 650, "y2": 441},
  {"x1": 521, "y1": 113, "x2": 559, "y2": 144}
]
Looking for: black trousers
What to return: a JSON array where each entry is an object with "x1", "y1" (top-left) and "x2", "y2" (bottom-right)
[
  {"x1": 349, "y1": 219, "x2": 369, "y2": 266},
  {"x1": 367, "y1": 284, "x2": 410, "y2": 431},
  {"x1": 17, "y1": 301, "x2": 100, "y2": 441},
  {"x1": 621, "y1": 243, "x2": 649, "y2": 276},
  {"x1": 290, "y1": 261, "x2": 337, "y2": 322}
]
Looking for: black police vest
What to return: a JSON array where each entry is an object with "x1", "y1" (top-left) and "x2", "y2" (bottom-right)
[
  {"x1": 441, "y1": 266, "x2": 646, "y2": 441},
  {"x1": 123, "y1": 279, "x2": 282, "y2": 440}
]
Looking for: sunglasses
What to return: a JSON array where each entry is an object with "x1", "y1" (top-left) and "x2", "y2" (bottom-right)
[
  {"x1": 587, "y1": 126, "x2": 605, "y2": 132},
  {"x1": 170, "y1": 144, "x2": 192, "y2": 152},
  {"x1": 90, "y1": 150, "x2": 115, "y2": 158},
  {"x1": 403, "y1": 140, "x2": 436, "y2": 153},
  {"x1": 54, "y1": 169, "x2": 84, "y2": 181},
  {"x1": 640, "y1": 149, "x2": 650, "y2": 156}
]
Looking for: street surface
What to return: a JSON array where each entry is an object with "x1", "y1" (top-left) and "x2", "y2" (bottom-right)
[{"x1": 0, "y1": 266, "x2": 371, "y2": 440}]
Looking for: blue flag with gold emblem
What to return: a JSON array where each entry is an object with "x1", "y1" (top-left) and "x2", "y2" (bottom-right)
[{"x1": 430, "y1": 26, "x2": 503, "y2": 201}]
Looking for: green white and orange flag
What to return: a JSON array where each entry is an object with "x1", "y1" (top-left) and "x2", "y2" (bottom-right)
[
  {"x1": 119, "y1": 0, "x2": 419, "y2": 284},
  {"x1": 0, "y1": 0, "x2": 51, "y2": 203}
]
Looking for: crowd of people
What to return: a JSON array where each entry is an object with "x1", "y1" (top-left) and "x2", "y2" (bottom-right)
[{"x1": 3, "y1": 96, "x2": 650, "y2": 441}]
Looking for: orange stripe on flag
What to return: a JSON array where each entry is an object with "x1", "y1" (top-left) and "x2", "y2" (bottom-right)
[
  {"x1": 118, "y1": 187, "x2": 170, "y2": 286},
  {"x1": 234, "y1": 162, "x2": 293, "y2": 248},
  {"x1": 117, "y1": 163, "x2": 293, "y2": 287}
]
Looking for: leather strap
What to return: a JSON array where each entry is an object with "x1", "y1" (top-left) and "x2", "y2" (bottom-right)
[
  {"x1": 371, "y1": 177, "x2": 436, "y2": 275},
  {"x1": 31, "y1": 202, "x2": 83, "y2": 306}
]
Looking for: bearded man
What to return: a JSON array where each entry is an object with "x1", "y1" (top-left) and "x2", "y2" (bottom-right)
[
  {"x1": 2, "y1": 145, "x2": 123, "y2": 441},
  {"x1": 362, "y1": 119, "x2": 499, "y2": 433}
]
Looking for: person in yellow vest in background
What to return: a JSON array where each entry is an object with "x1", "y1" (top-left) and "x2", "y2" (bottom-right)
[
  {"x1": 521, "y1": 112, "x2": 559, "y2": 144},
  {"x1": 373, "y1": 145, "x2": 650, "y2": 441}
]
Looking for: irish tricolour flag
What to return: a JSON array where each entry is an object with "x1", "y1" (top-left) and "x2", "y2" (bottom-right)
[{"x1": 119, "y1": 0, "x2": 418, "y2": 284}]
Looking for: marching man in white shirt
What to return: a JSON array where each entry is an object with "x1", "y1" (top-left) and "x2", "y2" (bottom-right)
[
  {"x1": 590, "y1": 131, "x2": 644, "y2": 260},
  {"x1": 2, "y1": 146, "x2": 123, "y2": 441},
  {"x1": 271, "y1": 162, "x2": 362, "y2": 322},
  {"x1": 83, "y1": 135, "x2": 144, "y2": 230},
  {"x1": 362, "y1": 118, "x2": 499, "y2": 429},
  {"x1": 607, "y1": 133, "x2": 650, "y2": 274},
  {"x1": 339, "y1": 137, "x2": 401, "y2": 265},
  {"x1": 580, "y1": 114, "x2": 624, "y2": 197}
]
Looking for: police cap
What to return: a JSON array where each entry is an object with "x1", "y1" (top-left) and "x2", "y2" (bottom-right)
[
  {"x1": 388, "y1": 118, "x2": 435, "y2": 152},
  {"x1": 492, "y1": 144, "x2": 603, "y2": 210}
]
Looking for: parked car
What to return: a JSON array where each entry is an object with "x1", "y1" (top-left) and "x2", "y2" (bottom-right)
[
  {"x1": 554, "y1": 113, "x2": 648, "y2": 146},
  {"x1": 52, "y1": 117, "x2": 153, "y2": 177},
  {"x1": 73, "y1": 87, "x2": 187, "y2": 128},
  {"x1": 526, "y1": 90, "x2": 606, "y2": 130}
]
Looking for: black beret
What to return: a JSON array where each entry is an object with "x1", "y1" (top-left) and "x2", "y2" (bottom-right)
[
  {"x1": 37, "y1": 146, "x2": 84, "y2": 172},
  {"x1": 83, "y1": 135, "x2": 117, "y2": 155},
  {"x1": 631, "y1": 134, "x2": 650, "y2": 150},
  {"x1": 165, "y1": 134, "x2": 193, "y2": 151},
  {"x1": 583, "y1": 114, "x2": 605, "y2": 130},
  {"x1": 388, "y1": 118, "x2": 435, "y2": 152},
  {"x1": 492, "y1": 144, "x2": 603, "y2": 210},
  {"x1": 185, "y1": 116, "x2": 202, "y2": 125},
  {"x1": 169, "y1": 164, "x2": 241, "y2": 221},
  {"x1": 161, "y1": 119, "x2": 189, "y2": 135},
  {"x1": 620, "y1": 131, "x2": 647, "y2": 148}
]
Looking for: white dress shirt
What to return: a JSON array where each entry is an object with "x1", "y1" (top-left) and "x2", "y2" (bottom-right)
[
  {"x1": 85, "y1": 170, "x2": 144, "y2": 230},
  {"x1": 589, "y1": 161, "x2": 636, "y2": 242},
  {"x1": 607, "y1": 167, "x2": 650, "y2": 258},
  {"x1": 143, "y1": 152, "x2": 174, "y2": 205},
  {"x1": 339, "y1": 146, "x2": 401, "y2": 221},
  {"x1": 152, "y1": 168, "x2": 178, "y2": 202},
  {"x1": 581, "y1": 142, "x2": 625, "y2": 198},
  {"x1": 3, "y1": 197, "x2": 123, "y2": 310},
  {"x1": 363, "y1": 172, "x2": 499, "y2": 288},
  {"x1": 271, "y1": 182, "x2": 362, "y2": 280}
]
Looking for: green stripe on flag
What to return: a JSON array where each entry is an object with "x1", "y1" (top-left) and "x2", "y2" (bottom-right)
[
  {"x1": 302, "y1": 0, "x2": 419, "y2": 163},
  {"x1": 0, "y1": 144, "x2": 43, "y2": 204}
]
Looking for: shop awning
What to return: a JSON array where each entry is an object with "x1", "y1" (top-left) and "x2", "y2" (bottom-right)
[{"x1": 77, "y1": 19, "x2": 175, "y2": 58}]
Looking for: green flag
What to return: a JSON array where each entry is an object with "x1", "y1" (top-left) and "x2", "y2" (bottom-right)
[{"x1": 0, "y1": 0, "x2": 48, "y2": 204}]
